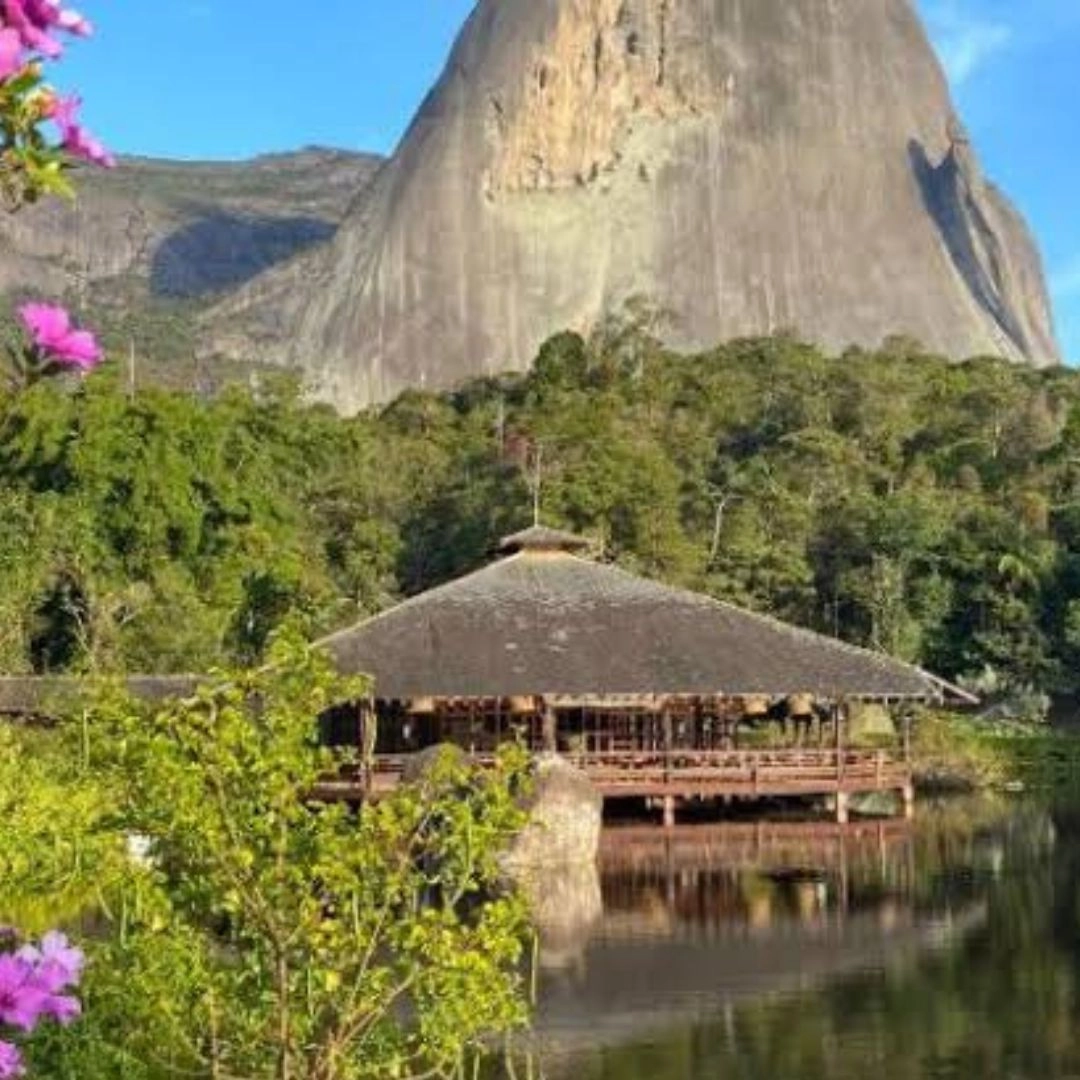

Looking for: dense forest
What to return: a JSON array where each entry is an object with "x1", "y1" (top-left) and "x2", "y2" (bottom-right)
[{"x1": 2, "y1": 320, "x2": 1079, "y2": 704}]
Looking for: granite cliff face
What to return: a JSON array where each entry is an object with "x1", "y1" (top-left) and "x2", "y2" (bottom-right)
[
  {"x1": 204, "y1": 0, "x2": 1060, "y2": 412},
  {"x1": 0, "y1": 148, "x2": 381, "y2": 308}
]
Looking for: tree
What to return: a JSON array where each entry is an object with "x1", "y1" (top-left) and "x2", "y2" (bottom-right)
[{"x1": 40, "y1": 633, "x2": 532, "y2": 1080}]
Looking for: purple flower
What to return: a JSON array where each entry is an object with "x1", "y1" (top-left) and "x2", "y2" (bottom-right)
[
  {"x1": 17, "y1": 935, "x2": 82, "y2": 1026},
  {"x1": 0, "y1": 956, "x2": 46, "y2": 1033},
  {"x1": 32, "y1": 989, "x2": 79, "y2": 1025},
  {"x1": 17, "y1": 932, "x2": 83, "y2": 990},
  {"x1": 41, "y1": 930, "x2": 83, "y2": 976},
  {"x1": 0, "y1": 1041, "x2": 24, "y2": 1080},
  {"x1": 0, "y1": 933, "x2": 84, "y2": 1048},
  {"x1": 18, "y1": 301, "x2": 103, "y2": 369}
]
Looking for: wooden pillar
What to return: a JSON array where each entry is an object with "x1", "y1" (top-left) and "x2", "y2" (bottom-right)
[
  {"x1": 836, "y1": 791, "x2": 850, "y2": 825},
  {"x1": 902, "y1": 711, "x2": 913, "y2": 764},
  {"x1": 360, "y1": 698, "x2": 377, "y2": 797},
  {"x1": 360, "y1": 699, "x2": 377, "y2": 758},
  {"x1": 663, "y1": 795, "x2": 677, "y2": 829},
  {"x1": 541, "y1": 702, "x2": 557, "y2": 754},
  {"x1": 902, "y1": 782, "x2": 915, "y2": 821},
  {"x1": 835, "y1": 701, "x2": 848, "y2": 788},
  {"x1": 662, "y1": 708, "x2": 673, "y2": 790}
]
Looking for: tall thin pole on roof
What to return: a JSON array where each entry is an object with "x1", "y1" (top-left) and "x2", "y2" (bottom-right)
[{"x1": 532, "y1": 443, "x2": 543, "y2": 526}]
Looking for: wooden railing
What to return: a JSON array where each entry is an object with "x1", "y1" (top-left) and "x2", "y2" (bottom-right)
[
  {"x1": 315, "y1": 747, "x2": 911, "y2": 801},
  {"x1": 565, "y1": 748, "x2": 908, "y2": 796}
]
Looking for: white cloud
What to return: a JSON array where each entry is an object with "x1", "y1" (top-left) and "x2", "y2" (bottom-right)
[{"x1": 923, "y1": 3, "x2": 1014, "y2": 84}]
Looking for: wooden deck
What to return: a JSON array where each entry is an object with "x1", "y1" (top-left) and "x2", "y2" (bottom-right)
[{"x1": 316, "y1": 748, "x2": 914, "y2": 821}]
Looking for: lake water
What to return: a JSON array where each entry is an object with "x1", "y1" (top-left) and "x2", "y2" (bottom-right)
[{"x1": 525, "y1": 799, "x2": 1075, "y2": 1079}]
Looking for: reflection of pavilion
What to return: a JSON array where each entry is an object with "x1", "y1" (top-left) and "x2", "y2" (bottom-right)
[
  {"x1": 525, "y1": 819, "x2": 989, "y2": 1059},
  {"x1": 316, "y1": 526, "x2": 973, "y2": 822},
  {"x1": 597, "y1": 822, "x2": 915, "y2": 939},
  {"x1": 600, "y1": 819, "x2": 915, "y2": 873}
]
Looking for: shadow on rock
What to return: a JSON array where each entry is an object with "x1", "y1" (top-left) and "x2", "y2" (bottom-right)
[{"x1": 151, "y1": 212, "x2": 336, "y2": 299}]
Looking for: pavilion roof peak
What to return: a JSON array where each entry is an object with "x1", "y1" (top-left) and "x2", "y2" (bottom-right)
[{"x1": 497, "y1": 524, "x2": 593, "y2": 556}]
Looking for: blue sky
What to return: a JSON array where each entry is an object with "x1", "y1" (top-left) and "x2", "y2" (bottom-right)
[{"x1": 56, "y1": 0, "x2": 1080, "y2": 363}]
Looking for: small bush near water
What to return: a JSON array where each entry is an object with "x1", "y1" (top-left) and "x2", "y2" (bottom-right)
[{"x1": 914, "y1": 712, "x2": 1080, "y2": 793}]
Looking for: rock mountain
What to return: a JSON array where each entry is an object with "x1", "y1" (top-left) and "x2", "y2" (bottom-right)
[
  {"x1": 0, "y1": 146, "x2": 381, "y2": 314},
  {"x1": 201, "y1": 0, "x2": 1060, "y2": 412},
  {"x1": 0, "y1": 1, "x2": 1059, "y2": 407}
]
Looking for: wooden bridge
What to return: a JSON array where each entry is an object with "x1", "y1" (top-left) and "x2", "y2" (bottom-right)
[{"x1": 317, "y1": 747, "x2": 915, "y2": 824}]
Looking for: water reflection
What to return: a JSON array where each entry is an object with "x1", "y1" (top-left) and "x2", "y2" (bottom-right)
[
  {"x1": 524, "y1": 800, "x2": 1059, "y2": 1077},
  {"x1": 596, "y1": 821, "x2": 921, "y2": 939}
]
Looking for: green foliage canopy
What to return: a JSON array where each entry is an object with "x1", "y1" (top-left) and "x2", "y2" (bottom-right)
[{"x1": 2, "y1": 330, "x2": 1079, "y2": 697}]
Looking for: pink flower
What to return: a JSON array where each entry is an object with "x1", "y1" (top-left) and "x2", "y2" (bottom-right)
[
  {"x1": 2, "y1": 0, "x2": 60, "y2": 57},
  {"x1": 0, "y1": 1041, "x2": 23, "y2": 1080},
  {"x1": 0, "y1": 28, "x2": 23, "y2": 80},
  {"x1": 19, "y1": 301, "x2": 102, "y2": 369},
  {"x1": 63, "y1": 124, "x2": 115, "y2": 168},
  {"x1": 40, "y1": 89, "x2": 71, "y2": 124},
  {"x1": 47, "y1": 93, "x2": 115, "y2": 168},
  {"x1": 54, "y1": 4, "x2": 90, "y2": 37},
  {"x1": 1, "y1": 0, "x2": 91, "y2": 58}
]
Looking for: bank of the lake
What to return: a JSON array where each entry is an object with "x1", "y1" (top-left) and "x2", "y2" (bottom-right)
[{"x1": 913, "y1": 713, "x2": 1080, "y2": 793}]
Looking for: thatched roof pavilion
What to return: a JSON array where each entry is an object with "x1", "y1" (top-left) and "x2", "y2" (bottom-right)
[
  {"x1": 317, "y1": 525, "x2": 962, "y2": 706},
  {"x1": 0, "y1": 527, "x2": 966, "y2": 820}
]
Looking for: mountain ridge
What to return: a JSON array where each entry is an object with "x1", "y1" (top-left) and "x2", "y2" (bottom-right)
[{"x1": 0, "y1": 145, "x2": 383, "y2": 319}]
